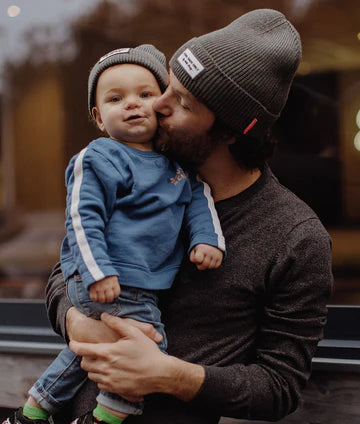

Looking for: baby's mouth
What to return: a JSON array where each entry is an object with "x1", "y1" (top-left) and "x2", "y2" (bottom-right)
[{"x1": 125, "y1": 114, "x2": 144, "y2": 121}]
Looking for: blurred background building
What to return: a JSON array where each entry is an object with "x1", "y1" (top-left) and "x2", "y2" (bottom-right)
[{"x1": 0, "y1": 0, "x2": 359, "y2": 303}]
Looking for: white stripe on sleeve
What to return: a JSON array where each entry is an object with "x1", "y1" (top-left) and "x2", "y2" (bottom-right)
[
  {"x1": 197, "y1": 175, "x2": 226, "y2": 251},
  {"x1": 70, "y1": 148, "x2": 105, "y2": 281}
]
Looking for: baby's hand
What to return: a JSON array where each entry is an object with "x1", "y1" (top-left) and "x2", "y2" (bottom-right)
[
  {"x1": 189, "y1": 244, "x2": 223, "y2": 271},
  {"x1": 89, "y1": 276, "x2": 120, "y2": 303}
]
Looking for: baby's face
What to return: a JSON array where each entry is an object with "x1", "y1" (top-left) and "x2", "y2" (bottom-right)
[{"x1": 92, "y1": 64, "x2": 162, "y2": 151}]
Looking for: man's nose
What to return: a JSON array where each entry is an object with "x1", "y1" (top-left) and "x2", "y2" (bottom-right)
[{"x1": 153, "y1": 93, "x2": 171, "y2": 116}]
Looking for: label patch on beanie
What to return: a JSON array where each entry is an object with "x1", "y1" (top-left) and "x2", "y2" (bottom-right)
[
  {"x1": 99, "y1": 48, "x2": 131, "y2": 63},
  {"x1": 177, "y1": 48, "x2": 204, "y2": 79}
]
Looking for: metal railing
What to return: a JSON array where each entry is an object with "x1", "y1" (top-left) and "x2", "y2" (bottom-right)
[{"x1": 1, "y1": 300, "x2": 360, "y2": 371}]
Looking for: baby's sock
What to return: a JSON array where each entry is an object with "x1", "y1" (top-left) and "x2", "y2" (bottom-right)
[
  {"x1": 23, "y1": 403, "x2": 50, "y2": 421},
  {"x1": 93, "y1": 404, "x2": 126, "y2": 424}
]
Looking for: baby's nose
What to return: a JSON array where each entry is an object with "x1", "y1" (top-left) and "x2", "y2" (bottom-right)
[{"x1": 125, "y1": 95, "x2": 141, "y2": 109}]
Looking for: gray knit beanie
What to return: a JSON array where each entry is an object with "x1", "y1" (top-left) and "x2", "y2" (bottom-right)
[
  {"x1": 88, "y1": 44, "x2": 168, "y2": 114},
  {"x1": 169, "y1": 9, "x2": 302, "y2": 139}
]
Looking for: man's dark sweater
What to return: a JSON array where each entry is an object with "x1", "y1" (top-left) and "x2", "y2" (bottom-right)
[{"x1": 47, "y1": 166, "x2": 332, "y2": 423}]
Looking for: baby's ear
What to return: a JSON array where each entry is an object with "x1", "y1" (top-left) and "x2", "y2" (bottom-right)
[{"x1": 92, "y1": 106, "x2": 105, "y2": 132}]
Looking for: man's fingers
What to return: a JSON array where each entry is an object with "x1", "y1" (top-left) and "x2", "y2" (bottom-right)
[
  {"x1": 101, "y1": 313, "x2": 138, "y2": 339},
  {"x1": 87, "y1": 370, "x2": 144, "y2": 403},
  {"x1": 86, "y1": 366, "x2": 145, "y2": 402},
  {"x1": 96, "y1": 380, "x2": 144, "y2": 403},
  {"x1": 70, "y1": 340, "x2": 105, "y2": 358},
  {"x1": 124, "y1": 318, "x2": 163, "y2": 343},
  {"x1": 120, "y1": 394, "x2": 144, "y2": 403},
  {"x1": 87, "y1": 371, "x2": 103, "y2": 383}
]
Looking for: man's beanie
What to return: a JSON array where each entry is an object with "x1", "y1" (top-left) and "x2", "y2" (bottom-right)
[
  {"x1": 88, "y1": 44, "x2": 168, "y2": 114},
  {"x1": 169, "y1": 9, "x2": 302, "y2": 139}
]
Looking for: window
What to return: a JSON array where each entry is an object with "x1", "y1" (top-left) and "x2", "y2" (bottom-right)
[{"x1": 0, "y1": 0, "x2": 358, "y2": 306}]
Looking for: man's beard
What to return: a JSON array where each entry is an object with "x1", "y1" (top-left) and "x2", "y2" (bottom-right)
[{"x1": 154, "y1": 119, "x2": 220, "y2": 170}]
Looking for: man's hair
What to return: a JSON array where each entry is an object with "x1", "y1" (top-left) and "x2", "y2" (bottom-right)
[
  {"x1": 229, "y1": 131, "x2": 277, "y2": 171},
  {"x1": 210, "y1": 120, "x2": 277, "y2": 171}
]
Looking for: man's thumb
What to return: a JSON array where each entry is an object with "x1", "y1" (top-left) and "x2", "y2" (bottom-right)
[{"x1": 101, "y1": 313, "x2": 135, "y2": 338}]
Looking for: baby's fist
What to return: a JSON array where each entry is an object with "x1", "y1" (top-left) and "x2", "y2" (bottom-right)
[
  {"x1": 89, "y1": 275, "x2": 120, "y2": 303},
  {"x1": 189, "y1": 244, "x2": 223, "y2": 271}
]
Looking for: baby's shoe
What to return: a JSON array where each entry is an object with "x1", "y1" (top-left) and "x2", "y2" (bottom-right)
[
  {"x1": 70, "y1": 412, "x2": 106, "y2": 424},
  {"x1": 2, "y1": 408, "x2": 50, "y2": 424}
]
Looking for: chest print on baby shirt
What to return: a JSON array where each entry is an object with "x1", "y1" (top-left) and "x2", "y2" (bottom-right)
[{"x1": 169, "y1": 168, "x2": 188, "y2": 186}]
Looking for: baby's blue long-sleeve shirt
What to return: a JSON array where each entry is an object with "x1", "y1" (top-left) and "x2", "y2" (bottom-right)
[{"x1": 60, "y1": 137, "x2": 225, "y2": 291}]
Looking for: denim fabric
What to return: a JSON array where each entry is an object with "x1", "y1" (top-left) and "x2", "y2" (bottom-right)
[
  {"x1": 29, "y1": 348, "x2": 87, "y2": 413},
  {"x1": 30, "y1": 275, "x2": 167, "y2": 415}
]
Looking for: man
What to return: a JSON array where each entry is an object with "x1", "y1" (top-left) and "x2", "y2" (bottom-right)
[{"x1": 47, "y1": 9, "x2": 332, "y2": 424}]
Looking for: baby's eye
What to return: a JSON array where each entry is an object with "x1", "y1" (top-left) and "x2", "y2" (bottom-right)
[
  {"x1": 111, "y1": 96, "x2": 122, "y2": 102},
  {"x1": 140, "y1": 92, "x2": 151, "y2": 98}
]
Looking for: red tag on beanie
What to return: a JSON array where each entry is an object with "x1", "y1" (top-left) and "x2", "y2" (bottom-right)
[{"x1": 243, "y1": 118, "x2": 258, "y2": 134}]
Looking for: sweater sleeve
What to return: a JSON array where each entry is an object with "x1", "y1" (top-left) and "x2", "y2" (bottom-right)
[
  {"x1": 184, "y1": 174, "x2": 226, "y2": 254},
  {"x1": 191, "y1": 218, "x2": 333, "y2": 420},
  {"x1": 45, "y1": 262, "x2": 71, "y2": 342},
  {"x1": 64, "y1": 147, "x2": 123, "y2": 288}
]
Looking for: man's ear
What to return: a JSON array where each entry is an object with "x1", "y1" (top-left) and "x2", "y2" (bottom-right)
[
  {"x1": 92, "y1": 107, "x2": 105, "y2": 132},
  {"x1": 225, "y1": 136, "x2": 236, "y2": 145},
  {"x1": 215, "y1": 127, "x2": 236, "y2": 145}
]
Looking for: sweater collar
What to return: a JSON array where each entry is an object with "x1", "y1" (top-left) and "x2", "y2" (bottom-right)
[{"x1": 215, "y1": 163, "x2": 274, "y2": 208}]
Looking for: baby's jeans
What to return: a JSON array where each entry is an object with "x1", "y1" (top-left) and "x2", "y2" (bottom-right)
[{"x1": 29, "y1": 274, "x2": 168, "y2": 416}]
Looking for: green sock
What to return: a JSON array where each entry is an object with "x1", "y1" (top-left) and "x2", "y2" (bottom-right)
[
  {"x1": 93, "y1": 404, "x2": 125, "y2": 424},
  {"x1": 23, "y1": 403, "x2": 50, "y2": 420}
]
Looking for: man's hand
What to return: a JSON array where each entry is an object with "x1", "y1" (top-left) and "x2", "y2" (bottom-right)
[
  {"x1": 190, "y1": 244, "x2": 223, "y2": 270},
  {"x1": 70, "y1": 313, "x2": 205, "y2": 402},
  {"x1": 89, "y1": 275, "x2": 120, "y2": 303},
  {"x1": 66, "y1": 307, "x2": 163, "y2": 344}
]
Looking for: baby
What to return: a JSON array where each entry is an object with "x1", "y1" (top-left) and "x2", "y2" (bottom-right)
[{"x1": 5, "y1": 45, "x2": 225, "y2": 424}]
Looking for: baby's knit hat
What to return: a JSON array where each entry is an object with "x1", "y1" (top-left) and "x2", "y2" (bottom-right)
[
  {"x1": 88, "y1": 44, "x2": 168, "y2": 114},
  {"x1": 169, "y1": 9, "x2": 302, "y2": 139}
]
